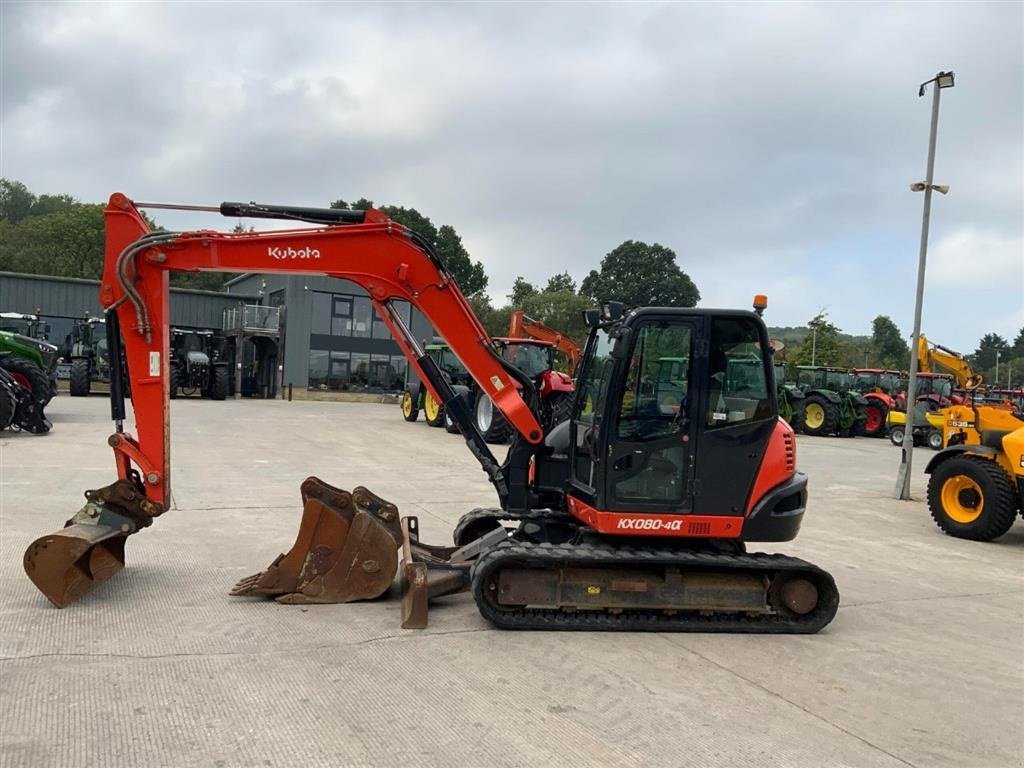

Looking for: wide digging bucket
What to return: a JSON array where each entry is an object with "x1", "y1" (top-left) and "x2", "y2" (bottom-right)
[
  {"x1": 24, "y1": 480, "x2": 156, "y2": 608},
  {"x1": 230, "y1": 478, "x2": 404, "y2": 604}
]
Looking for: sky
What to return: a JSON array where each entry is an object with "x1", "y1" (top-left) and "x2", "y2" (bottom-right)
[{"x1": 1, "y1": 1, "x2": 1021, "y2": 352}]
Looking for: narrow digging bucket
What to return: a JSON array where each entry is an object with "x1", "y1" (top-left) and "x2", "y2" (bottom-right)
[
  {"x1": 230, "y1": 478, "x2": 404, "y2": 605},
  {"x1": 24, "y1": 525, "x2": 129, "y2": 608},
  {"x1": 23, "y1": 479, "x2": 156, "y2": 608}
]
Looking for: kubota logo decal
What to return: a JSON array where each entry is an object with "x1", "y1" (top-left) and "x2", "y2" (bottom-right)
[
  {"x1": 616, "y1": 518, "x2": 684, "y2": 532},
  {"x1": 268, "y1": 246, "x2": 320, "y2": 260}
]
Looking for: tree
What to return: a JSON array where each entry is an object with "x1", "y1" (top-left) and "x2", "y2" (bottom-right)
[
  {"x1": 0, "y1": 179, "x2": 37, "y2": 224},
  {"x1": 972, "y1": 333, "x2": 1009, "y2": 370},
  {"x1": 792, "y1": 311, "x2": 843, "y2": 366},
  {"x1": 545, "y1": 272, "x2": 576, "y2": 294},
  {"x1": 580, "y1": 241, "x2": 699, "y2": 308},
  {"x1": 507, "y1": 276, "x2": 538, "y2": 306},
  {"x1": 1011, "y1": 327, "x2": 1024, "y2": 358},
  {"x1": 436, "y1": 224, "x2": 487, "y2": 296},
  {"x1": 0, "y1": 203, "x2": 105, "y2": 278},
  {"x1": 871, "y1": 315, "x2": 910, "y2": 369},
  {"x1": 30, "y1": 194, "x2": 77, "y2": 218},
  {"x1": 330, "y1": 197, "x2": 488, "y2": 296}
]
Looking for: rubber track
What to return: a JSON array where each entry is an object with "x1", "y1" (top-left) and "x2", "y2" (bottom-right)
[{"x1": 470, "y1": 540, "x2": 840, "y2": 634}]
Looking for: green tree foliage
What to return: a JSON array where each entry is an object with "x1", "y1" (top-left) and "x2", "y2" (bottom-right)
[
  {"x1": 545, "y1": 272, "x2": 577, "y2": 293},
  {"x1": 1011, "y1": 328, "x2": 1024, "y2": 358},
  {"x1": 507, "y1": 276, "x2": 538, "y2": 306},
  {"x1": 331, "y1": 197, "x2": 487, "y2": 296},
  {"x1": 870, "y1": 315, "x2": 910, "y2": 369},
  {"x1": 0, "y1": 202, "x2": 106, "y2": 278},
  {"x1": 792, "y1": 311, "x2": 844, "y2": 366},
  {"x1": 972, "y1": 333, "x2": 1009, "y2": 370},
  {"x1": 0, "y1": 179, "x2": 36, "y2": 224},
  {"x1": 580, "y1": 241, "x2": 700, "y2": 308}
]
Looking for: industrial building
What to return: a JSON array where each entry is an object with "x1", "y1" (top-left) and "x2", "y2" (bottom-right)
[{"x1": 1, "y1": 271, "x2": 432, "y2": 397}]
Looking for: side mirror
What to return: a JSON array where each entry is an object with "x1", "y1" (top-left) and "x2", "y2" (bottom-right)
[
  {"x1": 583, "y1": 309, "x2": 601, "y2": 328},
  {"x1": 610, "y1": 328, "x2": 632, "y2": 360}
]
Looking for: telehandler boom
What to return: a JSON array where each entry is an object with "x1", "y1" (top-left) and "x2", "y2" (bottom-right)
[{"x1": 24, "y1": 194, "x2": 838, "y2": 633}]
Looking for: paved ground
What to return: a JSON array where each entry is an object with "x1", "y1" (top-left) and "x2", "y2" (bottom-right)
[{"x1": 1, "y1": 397, "x2": 1022, "y2": 768}]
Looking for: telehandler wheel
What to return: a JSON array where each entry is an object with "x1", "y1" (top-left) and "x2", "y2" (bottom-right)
[
  {"x1": 401, "y1": 390, "x2": 419, "y2": 422},
  {"x1": 889, "y1": 425, "x2": 906, "y2": 446},
  {"x1": 69, "y1": 358, "x2": 91, "y2": 397},
  {"x1": 424, "y1": 391, "x2": 445, "y2": 427},
  {"x1": 927, "y1": 430, "x2": 944, "y2": 451},
  {"x1": 863, "y1": 403, "x2": 888, "y2": 437},
  {"x1": 927, "y1": 455, "x2": 1017, "y2": 541},
  {"x1": 168, "y1": 365, "x2": 180, "y2": 399},
  {"x1": 800, "y1": 394, "x2": 837, "y2": 437},
  {"x1": 475, "y1": 391, "x2": 510, "y2": 443},
  {"x1": 210, "y1": 366, "x2": 229, "y2": 400}
]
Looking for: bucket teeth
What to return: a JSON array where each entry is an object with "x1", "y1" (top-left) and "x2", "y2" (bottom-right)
[{"x1": 230, "y1": 479, "x2": 403, "y2": 604}]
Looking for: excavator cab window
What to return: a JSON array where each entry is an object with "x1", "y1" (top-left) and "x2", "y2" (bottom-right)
[
  {"x1": 706, "y1": 318, "x2": 772, "y2": 427},
  {"x1": 606, "y1": 320, "x2": 696, "y2": 509}
]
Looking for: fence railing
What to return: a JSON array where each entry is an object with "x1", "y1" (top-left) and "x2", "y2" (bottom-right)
[{"x1": 223, "y1": 305, "x2": 281, "y2": 333}]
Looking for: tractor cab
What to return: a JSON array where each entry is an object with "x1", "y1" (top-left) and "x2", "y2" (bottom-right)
[
  {"x1": 492, "y1": 338, "x2": 556, "y2": 380},
  {"x1": 0, "y1": 312, "x2": 50, "y2": 341},
  {"x1": 852, "y1": 369, "x2": 902, "y2": 396},
  {"x1": 568, "y1": 305, "x2": 784, "y2": 525}
]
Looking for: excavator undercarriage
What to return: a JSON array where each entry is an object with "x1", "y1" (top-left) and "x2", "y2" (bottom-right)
[{"x1": 23, "y1": 194, "x2": 839, "y2": 634}]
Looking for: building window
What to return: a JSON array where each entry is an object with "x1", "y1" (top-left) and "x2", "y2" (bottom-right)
[{"x1": 308, "y1": 350, "x2": 329, "y2": 389}]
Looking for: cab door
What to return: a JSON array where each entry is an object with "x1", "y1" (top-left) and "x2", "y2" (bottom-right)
[{"x1": 604, "y1": 319, "x2": 699, "y2": 513}]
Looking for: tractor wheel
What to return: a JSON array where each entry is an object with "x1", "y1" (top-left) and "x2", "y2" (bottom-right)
[
  {"x1": 210, "y1": 366, "x2": 229, "y2": 401},
  {"x1": 927, "y1": 455, "x2": 1017, "y2": 541},
  {"x1": 546, "y1": 392, "x2": 574, "y2": 429},
  {"x1": 444, "y1": 408, "x2": 461, "y2": 434},
  {"x1": 862, "y1": 403, "x2": 888, "y2": 437},
  {"x1": 889, "y1": 425, "x2": 906, "y2": 446},
  {"x1": 927, "y1": 429, "x2": 944, "y2": 451},
  {"x1": 401, "y1": 389, "x2": 419, "y2": 422},
  {"x1": 0, "y1": 357, "x2": 52, "y2": 434},
  {"x1": 169, "y1": 365, "x2": 180, "y2": 399},
  {"x1": 800, "y1": 394, "x2": 838, "y2": 437},
  {"x1": 423, "y1": 391, "x2": 445, "y2": 427},
  {"x1": 0, "y1": 384, "x2": 15, "y2": 430},
  {"x1": 69, "y1": 358, "x2": 91, "y2": 397},
  {"x1": 475, "y1": 391, "x2": 510, "y2": 443}
]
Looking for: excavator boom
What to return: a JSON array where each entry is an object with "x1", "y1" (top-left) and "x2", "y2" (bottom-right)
[
  {"x1": 507, "y1": 310, "x2": 582, "y2": 373},
  {"x1": 917, "y1": 334, "x2": 983, "y2": 390}
]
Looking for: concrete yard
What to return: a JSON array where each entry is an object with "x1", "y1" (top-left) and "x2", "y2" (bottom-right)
[{"x1": 1, "y1": 397, "x2": 1022, "y2": 768}]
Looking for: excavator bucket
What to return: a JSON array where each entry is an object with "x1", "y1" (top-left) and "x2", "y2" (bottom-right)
[
  {"x1": 23, "y1": 479, "x2": 156, "y2": 608},
  {"x1": 230, "y1": 478, "x2": 404, "y2": 604}
]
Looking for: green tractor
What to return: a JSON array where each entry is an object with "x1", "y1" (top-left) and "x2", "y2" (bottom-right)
[
  {"x1": 400, "y1": 341, "x2": 472, "y2": 428},
  {"x1": 794, "y1": 366, "x2": 868, "y2": 437},
  {"x1": 68, "y1": 317, "x2": 114, "y2": 397},
  {"x1": 0, "y1": 328, "x2": 58, "y2": 405},
  {"x1": 773, "y1": 362, "x2": 805, "y2": 431}
]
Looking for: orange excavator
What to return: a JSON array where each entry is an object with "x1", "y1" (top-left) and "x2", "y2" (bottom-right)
[
  {"x1": 507, "y1": 310, "x2": 582, "y2": 374},
  {"x1": 23, "y1": 195, "x2": 839, "y2": 633}
]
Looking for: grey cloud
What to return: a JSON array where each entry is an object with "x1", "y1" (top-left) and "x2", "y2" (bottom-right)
[{"x1": 2, "y1": 1, "x2": 1020, "y2": 349}]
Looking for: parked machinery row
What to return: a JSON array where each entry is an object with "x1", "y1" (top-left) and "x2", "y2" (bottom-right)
[{"x1": 66, "y1": 316, "x2": 230, "y2": 400}]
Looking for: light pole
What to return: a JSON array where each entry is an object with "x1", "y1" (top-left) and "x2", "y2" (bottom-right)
[
  {"x1": 995, "y1": 350, "x2": 1001, "y2": 383},
  {"x1": 895, "y1": 70, "x2": 955, "y2": 501}
]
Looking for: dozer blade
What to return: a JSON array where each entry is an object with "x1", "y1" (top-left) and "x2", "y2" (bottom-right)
[
  {"x1": 230, "y1": 479, "x2": 404, "y2": 605},
  {"x1": 23, "y1": 479, "x2": 158, "y2": 608}
]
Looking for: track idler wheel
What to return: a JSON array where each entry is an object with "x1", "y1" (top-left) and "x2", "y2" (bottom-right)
[{"x1": 230, "y1": 479, "x2": 403, "y2": 604}]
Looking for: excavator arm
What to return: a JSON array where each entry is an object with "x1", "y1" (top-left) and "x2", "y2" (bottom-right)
[
  {"x1": 24, "y1": 194, "x2": 546, "y2": 609},
  {"x1": 507, "y1": 310, "x2": 581, "y2": 372},
  {"x1": 917, "y1": 334, "x2": 983, "y2": 390}
]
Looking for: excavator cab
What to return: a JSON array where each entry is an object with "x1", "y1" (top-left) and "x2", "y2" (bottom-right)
[{"x1": 567, "y1": 308, "x2": 784, "y2": 527}]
